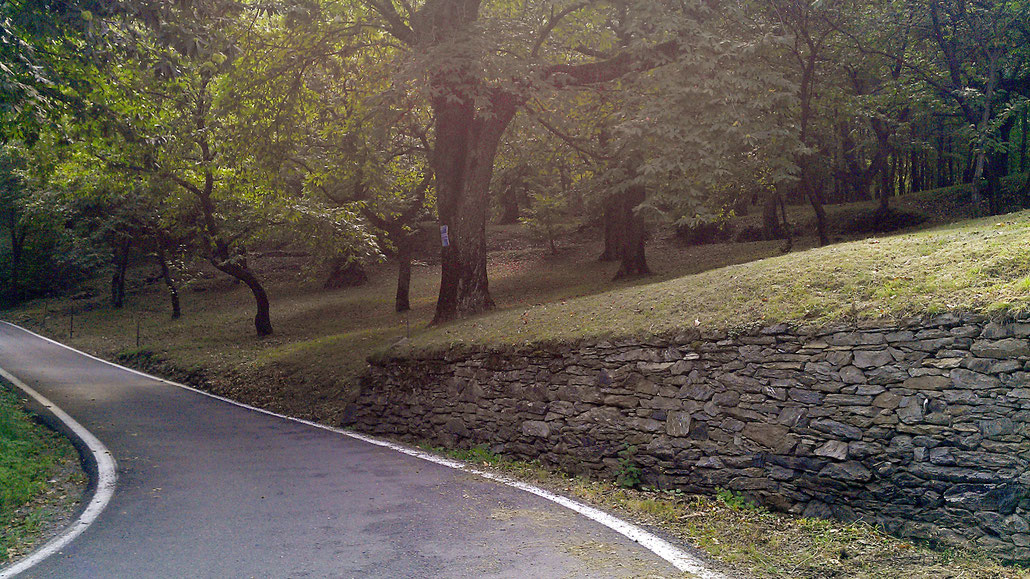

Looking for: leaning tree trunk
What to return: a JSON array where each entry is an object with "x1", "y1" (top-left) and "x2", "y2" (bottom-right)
[
  {"x1": 196, "y1": 175, "x2": 273, "y2": 336},
  {"x1": 431, "y1": 90, "x2": 518, "y2": 324},
  {"x1": 213, "y1": 259, "x2": 272, "y2": 336},
  {"x1": 799, "y1": 158, "x2": 829, "y2": 246},
  {"x1": 613, "y1": 184, "x2": 651, "y2": 279}
]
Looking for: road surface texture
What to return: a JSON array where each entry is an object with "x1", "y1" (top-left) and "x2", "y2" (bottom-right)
[{"x1": 0, "y1": 322, "x2": 695, "y2": 578}]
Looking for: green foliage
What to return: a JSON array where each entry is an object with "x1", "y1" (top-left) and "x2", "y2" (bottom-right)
[
  {"x1": 0, "y1": 141, "x2": 107, "y2": 305},
  {"x1": 519, "y1": 191, "x2": 576, "y2": 254},
  {"x1": 446, "y1": 445, "x2": 503, "y2": 466},
  {"x1": 675, "y1": 210, "x2": 737, "y2": 246},
  {"x1": 0, "y1": 385, "x2": 77, "y2": 561},
  {"x1": 615, "y1": 445, "x2": 643, "y2": 489},
  {"x1": 716, "y1": 488, "x2": 761, "y2": 512}
]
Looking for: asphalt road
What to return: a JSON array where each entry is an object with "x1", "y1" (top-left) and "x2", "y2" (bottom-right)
[{"x1": 0, "y1": 322, "x2": 687, "y2": 578}]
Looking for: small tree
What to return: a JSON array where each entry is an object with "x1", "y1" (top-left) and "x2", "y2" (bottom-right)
[{"x1": 520, "y1": 191, "x2": 575, "y2": 255}]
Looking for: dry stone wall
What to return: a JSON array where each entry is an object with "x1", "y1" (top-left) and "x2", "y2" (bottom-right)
[{"x1": 344, "y1": 312, "x2": 1030, "y2": 560}]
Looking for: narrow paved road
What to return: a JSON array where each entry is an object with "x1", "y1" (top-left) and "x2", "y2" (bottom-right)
[{"x1": 0, "y1": 323, "x2": 685, "y2": 578}]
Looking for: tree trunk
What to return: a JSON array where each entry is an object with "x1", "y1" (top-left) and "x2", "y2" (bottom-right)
[
  {"x1": 986, "y1": 149, "x2": 1007, "y2": 216},
  {"x1": 799, "y1": 158, "x2": 829, "y2": 246},
  {"x1": 599, "y1": 196, "x2": 625, "y2": 261},
  {"x1": 807, "y1": 184, "x2": 829, "y2": 246},
  {"x1": 1021, "y1": 108, "x2": 1029, "y2": 174},
  {"x1": 156, "y1": 238, "x2": 181, "y2": 319},
  {"x1": 970, "y1": 50, "x2": 1001, "y2": 214},
  {"x1": 613, "y1": 184, "x2": 650, "y2": 279},
  {"x1": 431, "y1": 90, "x2": 517, "y2": 324},
  {"x1": 196, "y1": 174, "x2": 273, "y2": 336},
  {"x1": 878, "y1": 157, "x2": 891, "y2": 213},
  {"x1": 762, "y1": 193, "x2": 785, "y2": 240},
  {"x1": 911, "y1": 150, "x2": 923, "y2": 193},
  {"x1": 497, "y1": 185, "x2": 521, "y2": 224},
  {"x1": 395, "y1": 236, "x2": 413, "y2": 313},
  {"x1": 213, "y1": 259, "x2": 273, "y2": 336},
  {"x1": 111, "y1": 237, "x2": 131, "y2": 309},
  {"x1": 797, "y1": 48, "x2": 828, "y2": 247},
  {"x1": 8, "y1": 227, "x2": 24, "y2": 304}
]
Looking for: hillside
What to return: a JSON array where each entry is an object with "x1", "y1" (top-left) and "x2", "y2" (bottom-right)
[
  {"x1": 4, "y1": 194, "x2": 1030, "y2": 422},
  {"x1": 409, "y1": 210, "x2": 1030, "y2": 353},
  {"x1": 4, "y1": 193, "x2": 1030, "y2": 577}
]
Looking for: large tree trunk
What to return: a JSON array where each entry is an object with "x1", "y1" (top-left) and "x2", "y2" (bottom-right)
[
  {"x1": 599, "y1": 196, "x2": 624, "y2": 261},
  {"x1": 612, "y1": 184, "x2": 650, "y2": 279},
  {"x1": 430, "y1": 91, "x2": 517, "y2": 324}
]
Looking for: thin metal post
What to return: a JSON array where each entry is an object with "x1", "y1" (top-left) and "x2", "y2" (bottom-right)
[{"x1": 69, "y1": 312, "x2": 74, "y2": 339}]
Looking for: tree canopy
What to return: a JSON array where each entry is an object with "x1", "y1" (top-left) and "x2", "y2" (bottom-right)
[{"x1": 2, "y1": 0, "x2": 1028, "y2": 330}]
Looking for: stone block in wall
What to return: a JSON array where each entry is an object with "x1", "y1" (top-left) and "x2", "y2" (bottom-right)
[
  {"x1": 853, "y1": 350, "x2": 895, "y2": 368},
  {"x1": 814, "y1": 440, "x2": 848, "y2": 460},
  {"x1": 521, "y1": 420, "x2": 551, "y2": 438},
  {"x1": 741, "y1": 422, "x2": 790, "y2": 448},
  {"x1": 951, "y1": 368, "x2": 1003, "y2": 389},
  {"x1": 944, "y1": 483, "x2": 1024, "y2": 514},
  {"x1": 902, "y1": 375, "x2": 951, "y2": 390},
  {"x1": 972, "y1": 338, "x2": 1030, "y2": 359},
  {"x1": 810, "y1": 418, "x2": 863, "y2": 440}
]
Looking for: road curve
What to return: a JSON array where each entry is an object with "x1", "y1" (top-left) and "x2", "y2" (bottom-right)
[{"x1": 0, "y1": 322, "x2": 702, "y2": 578}]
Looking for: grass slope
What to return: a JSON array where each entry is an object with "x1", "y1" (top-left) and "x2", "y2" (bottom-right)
[{"x1": 410, "y1": 212, "x2": 1030, "y2": 352}]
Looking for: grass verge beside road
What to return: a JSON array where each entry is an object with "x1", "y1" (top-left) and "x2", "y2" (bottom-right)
[
  {"x1": 0, "y1": 384, "x2": 87, "y2": 565},
  {"x1": 435, "y1": 445, "x2": 1027, "y2": 579}
]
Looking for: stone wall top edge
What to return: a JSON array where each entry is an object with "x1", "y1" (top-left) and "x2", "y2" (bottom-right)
[{"x1": 371, "y1": 310, "x2": 1029, "y2": 365}]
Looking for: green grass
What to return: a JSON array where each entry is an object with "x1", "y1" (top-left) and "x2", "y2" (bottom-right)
[
  {"x1": 405, "y1": 211, "x2": 1030, "y2": 353},
  {"x1": 0, "y1": 384, "x2": 85, "y2": 564}
]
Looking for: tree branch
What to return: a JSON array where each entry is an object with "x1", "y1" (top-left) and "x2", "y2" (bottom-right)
[
  {"x1": 542, "y1": 40, "x2": 679, "y2": 87},
  {"x1": 364, "y1": 0, "x2": 414, "y2": 45},
  {"x1": 531, "y1": 2, "x2": 591, "y2": 58}
]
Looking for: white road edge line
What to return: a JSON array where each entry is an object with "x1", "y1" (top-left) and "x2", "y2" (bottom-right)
[
  {"x1": 1, "y1": 321, "x2": 729, "y2": 579},
  {"x1": 0, "y1": 366, "x2": 118, "y2": 579}
]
